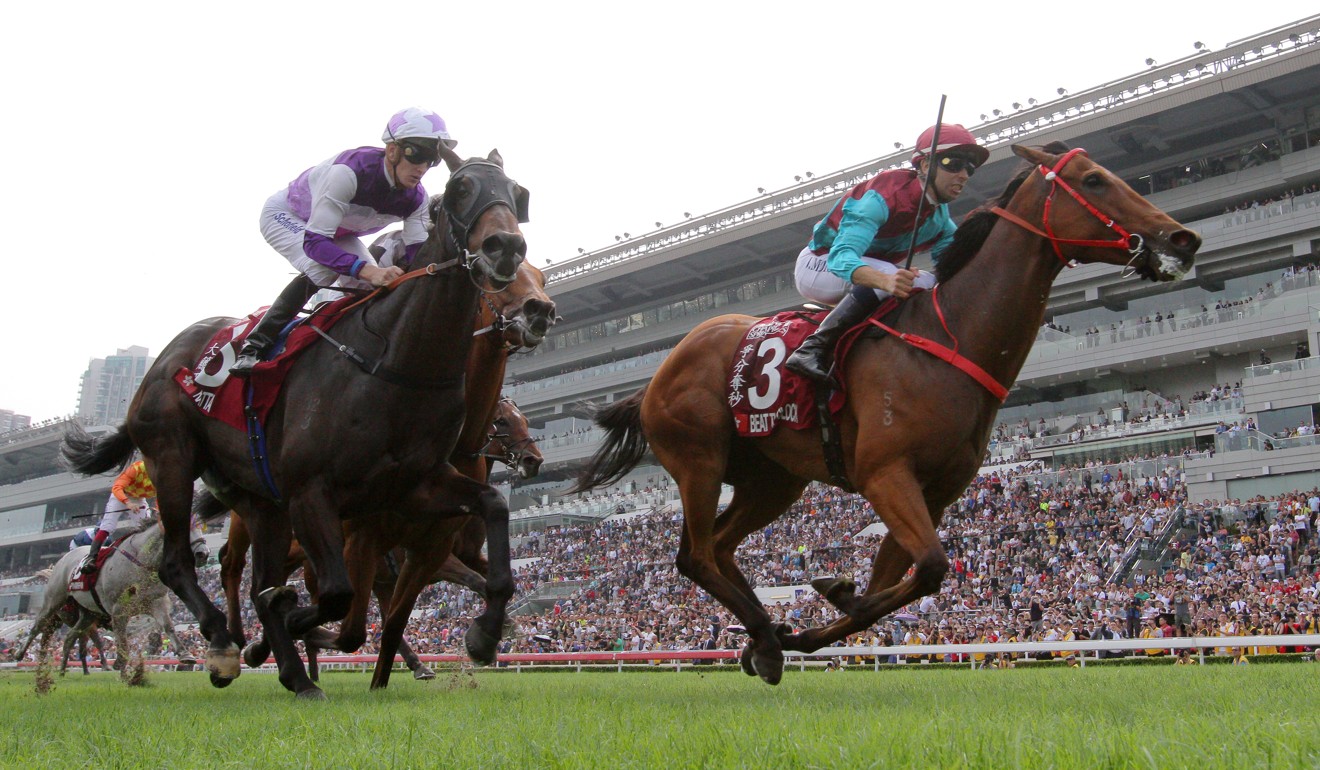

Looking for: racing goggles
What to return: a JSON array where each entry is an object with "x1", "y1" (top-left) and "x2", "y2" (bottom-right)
[
  {"x1": 937, "y1": 154, "x2": 979, "y2": 176},
  {"x1": 399, "y1": 140, "x2": 441, "y2": 168}
]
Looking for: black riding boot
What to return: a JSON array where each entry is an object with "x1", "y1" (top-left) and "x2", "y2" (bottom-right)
[
  {"x1": 785, "y1": 290, "x2": 881, "y2": 383},
  {"x1": 230, "y1": 276, "x2": 316, "y2": 377},
  {"x1": 82, "y1": 537, "x2": 103, "y2": 575}
]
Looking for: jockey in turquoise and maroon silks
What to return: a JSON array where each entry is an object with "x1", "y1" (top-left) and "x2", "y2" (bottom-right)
[
  {"x1": 83, "y1": 460, "x2": 156, "y2": 574},
  {"x1": 786, "y1": 122, "x2": 989, "y2": 383},
  {"x1": 230, "y1": 107, "x2": 458, "y2": 377}
]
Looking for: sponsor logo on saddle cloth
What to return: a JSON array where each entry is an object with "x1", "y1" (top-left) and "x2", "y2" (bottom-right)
[
  {"x1": 173, "y1": 298, "x2": 353, "y2": 432},
  {"x1": 728, "y1": 311, "x2": 846, "y2": 437}
]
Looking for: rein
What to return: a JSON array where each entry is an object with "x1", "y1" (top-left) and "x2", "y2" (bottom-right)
[
  {"x1": 989, "y1": 148, "x2": 1144, "y2": 268},
  {"x1": 308, "y1": 159, "x2": 526, "y2": 386}
]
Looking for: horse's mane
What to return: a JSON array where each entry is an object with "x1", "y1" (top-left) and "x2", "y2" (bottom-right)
[{"x1": 934, "y1": 141, "x2": 1072, "y2": 284}]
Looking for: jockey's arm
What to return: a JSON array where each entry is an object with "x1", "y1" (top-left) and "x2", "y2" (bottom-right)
[
  {"x1": 301, "y1": 166, "x2": 402, "y2": 287},
  {"x1": 397, "y1": 199, "x2": 430, "y2": 267}
]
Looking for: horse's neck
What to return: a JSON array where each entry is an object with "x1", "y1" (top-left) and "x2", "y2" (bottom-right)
[
  {"x1": 928, "y1": 219, "x2": 1061, "y2": 389},
  {"x1": 364, "y1": 247, "x2": 483, "y2": 380},
  {"x1": 455, "y1": 335, "x2": 510, "y2": 454}
]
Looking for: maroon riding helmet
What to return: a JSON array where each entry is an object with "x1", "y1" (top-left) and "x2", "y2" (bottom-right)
[{"x1": 912, "y1": 123, "x2": 990, "y2": 166}]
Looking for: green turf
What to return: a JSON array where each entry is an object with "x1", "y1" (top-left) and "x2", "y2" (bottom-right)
[{"x1": 2, "y1": 662, "x2": 1318, "y2": 769}]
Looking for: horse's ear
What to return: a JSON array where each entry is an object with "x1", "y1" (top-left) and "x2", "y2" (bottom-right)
[
  {"x1": 487, "y1": 148, "x2": 504, "y2": 168},
  {"x1": 440, "y1": 144, "x2": 463, "y2": 172},
  {"x1": 1012, "y1": 144, "x2": 1053, "y2": 167},
  {"x1": 514, "y1": 184, "x2": 530, "y2": 224}
]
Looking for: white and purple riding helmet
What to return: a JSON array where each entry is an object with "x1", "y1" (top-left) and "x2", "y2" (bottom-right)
[{"x1": 382, "y1": 107, "x2": 457, "y2": 149}]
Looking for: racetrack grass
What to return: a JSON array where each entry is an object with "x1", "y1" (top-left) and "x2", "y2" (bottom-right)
[{"x1": 3, "y1": 662, "x2": 1319, "y2": 769}]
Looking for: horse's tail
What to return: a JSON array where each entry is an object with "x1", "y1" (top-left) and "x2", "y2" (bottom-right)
[
  {"x1": 192, "y1": 488, "x2": 231, "y2": 524},
  {"x1": 60, "y1": 422, "x2": 135, "y2": 476},
  {"x1": 569, "y1": 387, "x2": 649, "y2": 493}
]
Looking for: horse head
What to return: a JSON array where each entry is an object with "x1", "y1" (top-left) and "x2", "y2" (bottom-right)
[
  {"x1": 1008, "y1": 144, "x2": 1200, "y2": 281},
  {"x1": 426, "y1": 147, "x2": 528, "y2": 290},
  {"x1": 486, "y1": 397, "x2": 543, "y2": 479},
  {"x1": 478, "y1": 261, "x2": 557, "y2": 352}
]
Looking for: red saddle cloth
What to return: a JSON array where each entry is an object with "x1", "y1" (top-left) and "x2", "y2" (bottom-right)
[
  {"x1": 728, "y1": 311, "x2": 847, "y2": 437},
  {"x1": 173, "y1": 298, "x2": 353, "y2": 432},
  {"x1": 67, "y1": 537, "x2": 125, "y2": 593}
]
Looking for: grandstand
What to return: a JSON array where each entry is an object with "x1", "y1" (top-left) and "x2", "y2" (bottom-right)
[
  {"x1": 505, "y1": 14, "x2": 1320, "y2": 513},
  {"x1": 7, "y1": 16, "x2": 1320, "y2": 666}
]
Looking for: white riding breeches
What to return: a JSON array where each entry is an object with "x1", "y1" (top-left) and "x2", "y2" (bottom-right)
[
  {"x1": 794, "y1": 246, "x2": 936, "y2": 306},
  {"x1": 260, "y1": 192, "x2": 377, "y2": 294}
]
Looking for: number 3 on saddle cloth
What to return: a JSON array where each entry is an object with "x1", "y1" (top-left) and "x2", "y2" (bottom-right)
[{"x1": 728, "y1": 307, "x2": 891, "y2": 438}]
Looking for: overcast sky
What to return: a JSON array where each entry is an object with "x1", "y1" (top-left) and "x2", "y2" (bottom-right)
[{"x1": 1, "y1": 2, "x2": 1308, "y2": 421}]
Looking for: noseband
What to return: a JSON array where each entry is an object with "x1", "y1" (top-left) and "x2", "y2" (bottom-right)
[
  {"x1": 477, "y1": 399, "x2": 537, "y2": 466},
  {"x1": 990, "y1": 148, "x2": 1145, "y2": 269}
]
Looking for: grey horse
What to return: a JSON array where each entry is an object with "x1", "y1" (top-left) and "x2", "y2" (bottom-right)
[{"x1": 15, "y1": 520, "x2": 207, "y2": 681}]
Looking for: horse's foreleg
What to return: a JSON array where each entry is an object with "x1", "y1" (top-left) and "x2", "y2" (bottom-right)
[
  {"x1": 370, "y1": 544, "x2": 451, "y2": 691},
  {"x1": 453, "y1": 515, "x2": 489, "y2": 578},
  {"x1": 90, "y1": 627, "x2": 111, "y2": 671},
  {"x1": 370, "y1": 571, "x2": 432, "y2": 679},
  {"x1": 284, "y1": 496, "x2": 352, "y2": 638},
  {"x1": 455, "y1": 478, "x2": 512, "y2": 667},
  {"x1": 325, "y1": 529, "x2": 380, "y2": 655},
  {"x1": 150, "y1": 459, "x2": 237, "y2": 686},
  {"x1": 59, "y1": 631, "x2": 77, "y2": 676},
  {"x1": 246, "y1": 507, "x2": 321, "y2": 699},
  {"x1": 711, "y1": 477, "x2": 809, "y2": 616},
  {"x1": 431, "y1": 552, "x2": 487, "y2": 597},
  {"x1": 220, "y1": 512, "x2": 251, "y2": 647},
  {"x1": 77, "y1": 635, "x2": 90, "y2": 675}
]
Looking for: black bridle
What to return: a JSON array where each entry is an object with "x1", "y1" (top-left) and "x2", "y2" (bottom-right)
[{"x1": 441, "y1": 160, "x2": 530, "y2": 266}]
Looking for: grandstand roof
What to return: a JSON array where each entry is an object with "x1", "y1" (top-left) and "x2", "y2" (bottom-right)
[{"x1": 536, "y1": 17, "x2": 1320, "y2": 331}]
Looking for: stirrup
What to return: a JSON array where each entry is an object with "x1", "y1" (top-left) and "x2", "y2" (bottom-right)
[
  {"x1": 786, "y1": 347, "x2": 833, "y2": 383},
  {"x1": 229, "y1": 352, "x2": 263, "y2": 377}
]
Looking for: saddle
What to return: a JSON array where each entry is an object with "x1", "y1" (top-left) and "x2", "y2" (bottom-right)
[
  {"x1": 726, "y1": 300, "x2": 903, "y2": 439},
  {"x1": 67, "y1": 537, "x2": 126, "y2": 594},
  {"x1": 173, "y1": 297, "x2": 353, "y2": 434}
]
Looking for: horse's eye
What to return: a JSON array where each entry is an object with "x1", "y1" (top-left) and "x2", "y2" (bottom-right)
[{"x1": 1082, "y1": 173, "x2": 1105, "y2": 190}]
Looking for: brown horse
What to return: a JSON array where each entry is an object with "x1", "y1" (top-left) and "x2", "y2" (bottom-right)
[
  {"x1": 574, "y1": 144, "x2": 1201, "y2": 684},
  {"x1": 62, "y1": 149, "x2": 530, "y2": 699},
  {"x1": 219, "y1": 393, "x2": 545, "y2": 680}
]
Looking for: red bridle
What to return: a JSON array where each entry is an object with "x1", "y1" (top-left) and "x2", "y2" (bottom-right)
[{"x1": 990, "y1": 148, "x2": 1145, "y2": 269}]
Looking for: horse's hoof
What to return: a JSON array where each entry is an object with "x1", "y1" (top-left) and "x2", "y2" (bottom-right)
[
  {"x1": 464, "y1": 624, "x2": 498, "y2": 666},
  {"x1": 295, "y1": 687, "x2": 327, "y2": 701},
  {"x1": 209, "y1": 672, "x2": 235, "y2": 688},
  {"x1": 413, "y1": 666, "x2": 436, "y2": 681},
  {"x1": 754, "y1": 649, "x2": 784, "y2": 686},
  {"x1": 739, "y1": 644, "x2": 758, "y2": 677},
  {"x1": 257, "y1": 585, "x2": 298, "y2": 615},
  {"x1": 810, "y1": 576, "x2": 840, "y2": 594},
  {"x1": 242, "y1": 642, "x2": 270, "y2": 669},
  {"x1": 811, "y1": 577, "x2": 857, "y2": 609},
  {"x1": 177, "y1": 656, "x2": 197, "y2": 665},
  {"x1": 206, "y1": 645, "x2": 242, "y2": 684}
]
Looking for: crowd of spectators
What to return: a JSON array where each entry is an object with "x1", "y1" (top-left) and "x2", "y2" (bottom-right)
[{"x1": 10, "y1": 466, "x2": 1320, "y2": 666}]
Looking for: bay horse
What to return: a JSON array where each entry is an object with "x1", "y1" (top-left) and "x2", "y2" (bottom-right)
[
  {"x1": 574, "y1": 144, "x2": 1201, "y2": 684},
  {"x1": 218, "y1": 392, "x2": 545, "y2": 681},
  {"x1": 61, "y1": 148, "x2": 530, "y2": 699}
]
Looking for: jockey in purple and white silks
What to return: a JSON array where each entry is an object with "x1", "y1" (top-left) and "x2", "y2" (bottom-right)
[
  {"x1": 231, "y1": 107, "x2": 457, "y2": 376},
  {"x1": 785, "y1": 122, "x2": 990, "y2": 383}
]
